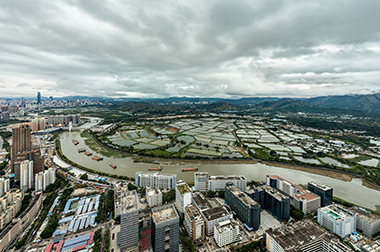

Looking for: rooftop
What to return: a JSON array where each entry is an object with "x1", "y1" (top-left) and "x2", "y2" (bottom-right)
[
  {"x1": 214, "y1": 219, "x2": 238, "y2": 233},
  {"x1": 268, "y1": 174, "x2": 319, "y2": 202},
  {"x1": 226, "y1": 184, "x2": 259, "y2": 208},
  {"x1": 350, "y1": 206, "x2": 379, "y2": 223},
  {"x1": 152, "y1": 204, "x2": 179, "y2": 224},
  {"x1": 118, "y1": 190, "x2": 138, "y2": 214},
  {"x1": 185, "y1": 204, "x2": 202, "y2": 221},
  {"x1": 210, "y1": 175, "x2": 246, "y2": 181},
  {"x1": 267, "y1": 219, "x2": 352, "y2": 251},
  {"x1": 319, "y1": 204, "x2": 356, "y2": 221},
  {"x1": 247, "y1": 185, "x2": 290, "y2": 202},
  {"x1": 177, "y1": 182, "x2": 191, "y2": 195},
  {"x1": 308, "y1": 181, "x2": 332, "y2": 191},
  {"x1": 147, "y1": 187, "x2": 161, "y2": 197}
]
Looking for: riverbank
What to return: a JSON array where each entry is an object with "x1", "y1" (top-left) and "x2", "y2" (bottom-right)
[{"x1": 73, "y1": 131, "x2": 380, "y2": 192}]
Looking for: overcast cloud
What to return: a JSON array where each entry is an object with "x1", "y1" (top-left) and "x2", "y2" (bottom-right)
[{"x1": 1, "y1": 0, "x2": 380, "y2": 98}]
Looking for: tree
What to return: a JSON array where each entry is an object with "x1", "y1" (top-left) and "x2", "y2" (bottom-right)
[
  {"x1": 218, "y1": 190, "x2": 225, "y2": 198},
  {"x1": 128, "y1": 183, "x2": 137, "y2": 190},
  {"x1": 80, "y1": 173, "x2": 88, "y2": 180},
  {"x1": 207, "y1": 190, "x2": 216, "y2": 197}
]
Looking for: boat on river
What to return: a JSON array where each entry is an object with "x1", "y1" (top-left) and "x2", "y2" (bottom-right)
[
  {"x1": 110, "y1": 163, "x2": 117, "y2": 169},
  {"x1": 149, "y1": 166, "x2": 162, "y2": 171},
  {"x1": 182, "y1": 167, "x2": 198, "y2": 172}
]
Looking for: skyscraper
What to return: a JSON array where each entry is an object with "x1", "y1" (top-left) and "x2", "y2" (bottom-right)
[
  {"x1": 11, "y1": 123, "x2": 44, "y2": 181},
  {"x1": 37, "y1": 92, "x2": 41, "y2": 104},
  {"x1": 118, "y1": 190, "x2": 139, "y2": 251}
]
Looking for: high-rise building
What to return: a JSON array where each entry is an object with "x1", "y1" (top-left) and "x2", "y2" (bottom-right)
[
  {"x1": 0, "y1": 178, "x2": 10, "y2": 197},
  {"x1": 266, "y1": 175, "x2": 321, "y2": 215},
  {"x1": 10, "y1": 123, "x2": 44, "y2": 181},
  {"x1": 194, "y1": 172, "x2": 246, "y2": 192},
  {"x1": 37, "y1": 92, "x2": 41, "y2": 104},
  {"x1": 119, "y1": 190, "x2": 139, "y2": 251},
  {"x1": 214, "y1": 219, "x2": 240, "y2": 247},
  {"x1": 49, "y1": 96, "x2": 53, "y2": 102},
  {"x1": 11, "y1": 123, "x2": 31, "y2": 153},
  {"x1": 308, "y1": 181, "x2": 333, "y2": 207},
  {"x1": 175, "y1": 181, "x2": 192, "y2": 213},
  {"x1": 146, "y1": 187, "x2": 162, "y2": 208},
  {"x1": 135, "y1": 172, "x2": 177, "y2": 190},
  {"x1": 35, "y1": 168, "x2": 55, "y2": 192},
  {"x1": 266, "y1": 219, "x2": 353, "y2": 252},
  {"x1": 225, "y1": 183, "x2": 261, "y2": 230},
  {"x1": 192, "y1": 192, "x2": 232, "y2": 236},
  {"x1": 31, "y1": 117, "x2": 46, "y2": 132},
  {"x1": 151, "y1": 203, "x2": 179, "y2": 252},
  {"x1": 317, "y1": 204, "x2": 356, "y2": 238},
  {"x1": 245, "y1": 184, "x2": 290, "y2": 222},
  {"x1": 184, "y1": 204, "x2": 205, "y2": 245},
  {"x1": 20, "y1": 160, "x2": 33, "y2": 192}
]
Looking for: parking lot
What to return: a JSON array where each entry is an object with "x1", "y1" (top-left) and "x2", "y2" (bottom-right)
[{"x1": 256, "y1": 210, "x2": 283, "y2": 236}]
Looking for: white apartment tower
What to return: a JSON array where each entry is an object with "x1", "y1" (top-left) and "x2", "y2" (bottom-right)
[{"x1": 20, "y1": 160, "x2": 33, "y2": 192}]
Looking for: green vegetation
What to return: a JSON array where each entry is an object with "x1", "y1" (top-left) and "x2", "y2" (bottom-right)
[
  {"x1": 106, "y1": 190, "x2": 114, "y2": 219},
  {"x1": 290, "y1": 205, "x2": 304, "y2": 220},
  {"x1": 58, "y1": 188, "x2": 74, "y2": 211},
  {"x1": 218, "y1": 190, "x2": 225, "y2": 198},
  {"x1": 162, "y1": 189, "x2": 176, "y2": 203},
  {"x1": 40, "y1": 210, "x2": 59, "y2": 239},
  {"x1": 104, "y1": 228, "x2": 111, "y2": 252},
  {"x1": 232, "y1": 237, "x2": 266, "y2": 252},
  {"x1": 179, "y1": 227, "x2": 196, "y2": 252},
  {"x1": 96, "y1": 192, "x2": 106, "y2": 222},
  {"x1": 15, "y1": 193, "x2": 32, "y2": 218},
  {"x1": 92, "y1": 229, "x2": 102, "y2": 252},
  {"x1": 128, "y1": 183, "x2": 137, "y2": 190},
  {"x1": 80, "y1": 173, "x2": 88, "y2": 180}
]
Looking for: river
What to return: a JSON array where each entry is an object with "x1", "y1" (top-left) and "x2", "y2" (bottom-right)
[{"x1": 59, "y1": 121, "x2": 380, "y2": 210}]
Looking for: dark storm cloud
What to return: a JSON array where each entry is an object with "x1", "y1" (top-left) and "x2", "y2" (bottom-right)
[{"x1": 0, "y1": 0, "x2": 380, "y2": 98}]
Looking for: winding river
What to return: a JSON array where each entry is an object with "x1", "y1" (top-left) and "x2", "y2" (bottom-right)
[{"x1": 59, "y1": 120, "x2": 380, "y2": 210}]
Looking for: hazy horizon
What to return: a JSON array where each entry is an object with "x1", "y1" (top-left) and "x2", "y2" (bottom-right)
[{"x1": 1, "y1": 1, "x2": 380, "y2": 98}]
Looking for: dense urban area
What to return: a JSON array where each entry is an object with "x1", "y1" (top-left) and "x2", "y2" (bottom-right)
[{"x1": 0, "y1": 94, "x2": 380, "y2": 252}]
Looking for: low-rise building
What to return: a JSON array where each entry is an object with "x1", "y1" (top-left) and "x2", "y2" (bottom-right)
[
  {"x1": 266, "y1": 219, "x2": 352, "y2": 252},
  {"x1": 184, "y1": 204, "x2": 205, "y2": 245},
  {"x1": 318, "y1": 204, "x2": 356, "y2": 238},
  {"x1": 146, "y1": 187, "x2": 162, "y2": 208},
  {"x1": 214, "y1": 219, "x2": 240, "y2": 247},
  {"x1": 225, "y1": 183, "x2": 261, "y2": 230},
  {"x1": 192, "y1": 192, "x2": 232, "y2": 236},
  {"x1": 0, "y1": 189, "x2": 24, "y2": 230},
  {"x1": 176, "y1": 181, "x2": 192, "y2": 213}
]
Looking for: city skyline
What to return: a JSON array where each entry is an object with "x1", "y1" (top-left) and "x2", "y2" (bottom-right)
[{"x1": 1, "y1": 1, "x2": 380, "y2": 98}]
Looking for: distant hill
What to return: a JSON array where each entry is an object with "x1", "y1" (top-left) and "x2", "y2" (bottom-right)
[
  {"x1": 254, "y1": 98, "x2": 324, "y2": 113},
  {"x1": 201, "y1": 102, "x2": 241, "y2": 112},
  {"x1": 306, "y1": 93, "x2": 380, "y2": 113},
  {"x1": 108, "y1": 101, "x2": 179, "y2": 114}
]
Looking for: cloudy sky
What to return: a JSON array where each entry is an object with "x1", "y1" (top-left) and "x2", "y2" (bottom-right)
[{"x1": 1, "y1": 0, "x2": 380, "y2": 98}]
